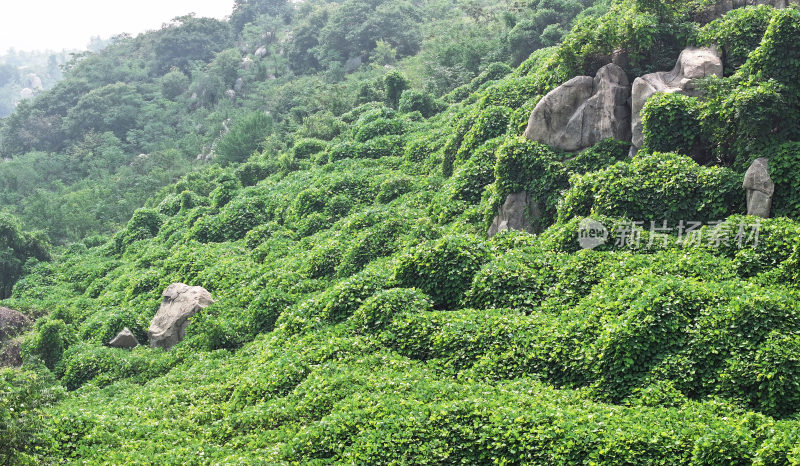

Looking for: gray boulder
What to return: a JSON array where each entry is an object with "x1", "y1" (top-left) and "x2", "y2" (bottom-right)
[
  {"x1": 0, "y1": 307, "x2": 29, "y2": 342},
  {"x1": 109, "y1": 327, "x2": 140, "y2": 349},
  {"x1": 254, "y1": 46, "x2": 268, "y2": 58},
  {"x1": 524, "y1": 63, "x2": 631, "y2": 152},
  {"x1": 488, "y1": 192, "x2": 542, "y2": 238},
  {"x1": 148, "y1": 284, "x2": 214, "y2": 350},
  {"x1": 743, "y1": 158, "x2": 774, "y2": 218},
  {"x1": 631, "y1": 47, "x2": 722, "y2": 152}
]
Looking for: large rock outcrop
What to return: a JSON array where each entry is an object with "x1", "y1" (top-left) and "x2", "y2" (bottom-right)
[
  {"x1": 743, "y1": 158, "x2": 774, "y2": 218},
  {"x1": 524, "y1": 63, "x2": 631, "y2": 152},
  {"x1": 148, "y1": 284, "x2": 214, "y2": 350},
  {"x1": 488, "y1": 192, "x2": 542, "y2": 238},
  {"x1": 630, "y1": 47, "x2": 722, "y2": 153}
]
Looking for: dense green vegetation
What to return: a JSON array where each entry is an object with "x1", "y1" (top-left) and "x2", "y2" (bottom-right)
[{"x1": 3, "y1": 0, "x2": 800, "y2": 463}]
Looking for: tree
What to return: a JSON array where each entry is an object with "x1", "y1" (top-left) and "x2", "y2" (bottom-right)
[
  {"x1": 63, "y1": 83, "x2": 145, "y2": 142},
  {"x1": 160, "y1": 68, "x2": 190, "y2": 100},
  {"x1": 384, "y1": 71, "x2": 410, "y2": 109},
  {"x1": 0, "y1": 213, "x2": 50, "y2": 299},
  {"x1": 216, "y1": 112, "x2": 274, "y2": 164},
  {"x1": 231, "y1": 0, "x2": 292, "y2": 34},
  {"x1": 317, "y1": 0, "x2": 421, "y2": 66},
  {"x1": 151, "y1": 15, "x2": 232, "y2": 74}
]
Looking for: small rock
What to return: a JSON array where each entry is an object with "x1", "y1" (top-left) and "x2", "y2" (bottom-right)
[
  {"x1": 743, "y1": 158, "x2": 774, "y2": 218},
  {"x1": 0, "y1": 307, "x2": 29, "y2": 342},
  {"x1": 109, "y1": 327, "x2": 139, "y2": 349},
  {"x1": 0, "y1": 341, "x2": 22, "y2": 368},
  {"x1": 148, "y1": 284, "x2": 214, "y2": 350},
  {"x1": 488, "y1": 192, "x2": 542, "y2": 238}
]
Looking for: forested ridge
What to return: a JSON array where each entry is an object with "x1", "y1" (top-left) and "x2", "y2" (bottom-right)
[{"x1": 3, "y1": 0, "x2": 800, "y2": 463}]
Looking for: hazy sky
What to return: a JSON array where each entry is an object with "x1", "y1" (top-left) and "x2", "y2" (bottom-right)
[{"x1": 0, "y1": 1, "x2": 235, "y2": 53}]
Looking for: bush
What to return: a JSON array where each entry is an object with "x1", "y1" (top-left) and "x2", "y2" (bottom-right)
[
  {"x1": 558, "y1": 152, "x2": 743, "y2": 225},
  {"x1": 376, "y1": 176, "x2": 414, "y2": 204},
  {"x1": 398, "y1": 90, "x2": 443, "y2": 118},
  {"x1": 490, "y1": 136, "x2": 568, "y2": 231},
  {"x1": 393, "y1": 234, "x2": 489, "y2": 309},
  {"x1": 292, "y1": 138, "x2": 329, "y2": 160},
  {"x1": 384, "y1": 71, "x2": 410, "y2": 108},
  {"x1": 565, "y1": 138, "x2": 631, "y2": 174},
  {"x1": 348, "y1": 288, "x2": 432, "y2": 334},
  {"x1": 696, "y1": 5, "x2": 775, "y2": 75},
  {"x1": 354, "y1": 117, "x2": 405, "y2": 142},
  {"x1": 216, "y1": 112, "x2": 274, "y2": 165},
  {"x1": 766, "y1": 142, "x2": 800, "y2": 218},
  {"x1": 25, "y1": 319, "x2": 76, "y2": 370},
  {"x1": 57, "y1": 343, "x2": 177, "y2": 390},
  {"x1": 112, "y1": 208, "x2": 164, "y2": 253},
  {"x1": 235, "y1": 161, "x2": 273, "y2": 187},
  {"x1": 641, "y1": 93, "x2": 707, "y2": 161},
  {"x1": 320, "y1": 267, "x2": 390, "y2": 324},
  {"x1": 455, "y1": 106, "x2": 512, "y2": 164}
]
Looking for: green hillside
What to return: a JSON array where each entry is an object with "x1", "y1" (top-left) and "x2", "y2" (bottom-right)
[{"x1": 3, "y1": 0, "x2": 800, "y2": 463}]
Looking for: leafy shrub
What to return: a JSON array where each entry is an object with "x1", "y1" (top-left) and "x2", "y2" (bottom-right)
[
  {"x1": 376, "y1": 175, "x2": 414, "y2": 204},
  {"x1": 641, "y1": 93, "x2": 707, "y2": 161},
  {"x1": 0, "y1": 213, "x2": 50, "y2": 299},
  {"x1": 209, "y1": 173, "x2": 241, "y2": 208},
  {"x1": 24, "y1": 319, "x2": 76, "y2": 370},
  {"x1": 558, "y1": 152, "x2": 743, "y2": 225},
  {"x1": 394, "y1": 234, "x2": 488, "y2": 309},
  {"x1": 455, "y1": 105, "x2": 512, "y2": 164},
  {"x1": 57, "y1": 343, "x2": 177, "y2": 390},
  {"x1": 112, "y1": 209, "x2": 164, "y2": 253},
  {"x1": 354, "y1": 117, "x2": 405, "y2": 142},
  {"x1": 336, "y1": 220, "x2": 403, "y2": 276},
  {"x1": 398, "y1": 90, "x2": 443, "y2": 118},
  {"x1": 384, "y1": 71, "x2": 410, "y2": 108},
  {"x1": 431, "y1": 137, "x2": 499, "y2": 223},
  {"x1": 699, "y1": 215, "x2": 800, "y2": 277},
  {"x1": 247, "y1": 288, "x2": 296, "y2": 335},
  {"x1": 349, "y1": 288, "x2": 432, "y2": 334},
  {"x1": 235, "y1": 161, "x2": 273, "y2": 187},
  {"x1": 0, "y1": 366, "x2": 64, "y2": 464},
  {"x1": 216, "y1": 112, "x2": 274, "y2": 165},
  {"x1": 766, "y1": 142, "x2": 800, "y2": 218},
  {"x1": 489, "y1": 136, "x2": 568, "y2": 231},
  {"x1": 588, "y1": 274, "x2": 717, "y2": 402},
  {"x1": 292, "y1": 138, "x2": 329, "y2": 160},
  {"x1": 696, "y1": 5, "x2": 775, "y2": 75},
  {"x1": 740, "y1": 8, "x2": 800, "y2": 92},
  {"x1": 320, "y1": 267, "x2": 390, "y2": 324},
  {"x1": 565, "y1": 138, "x2": 630, "y2": 174}
]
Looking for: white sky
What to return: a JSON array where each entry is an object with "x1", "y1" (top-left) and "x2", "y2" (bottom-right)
[{"x1": 0, "y1": 1, "x2": 235, "y2": 53}]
